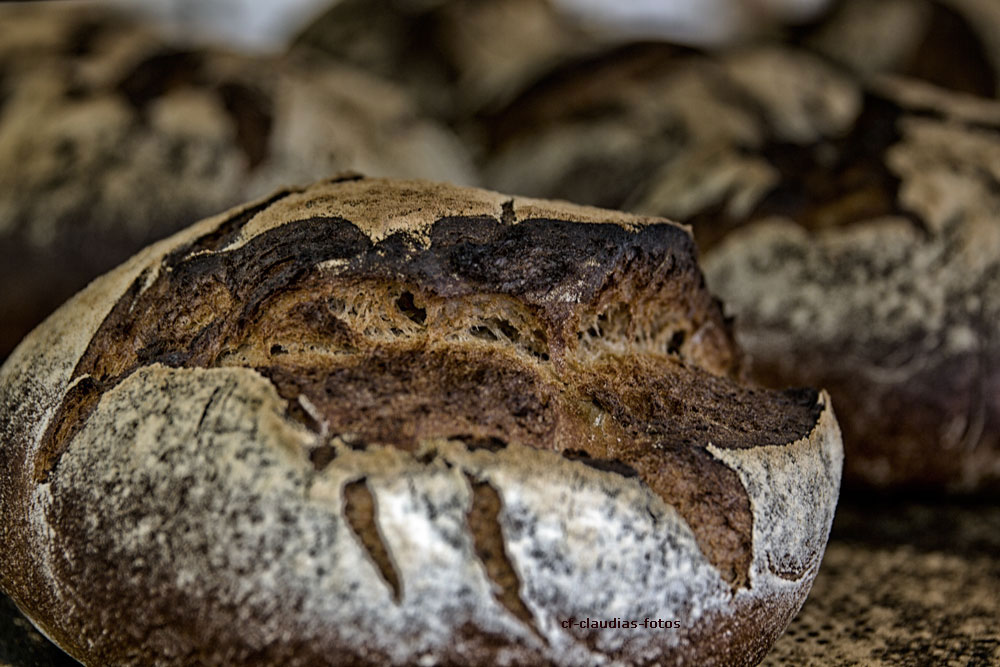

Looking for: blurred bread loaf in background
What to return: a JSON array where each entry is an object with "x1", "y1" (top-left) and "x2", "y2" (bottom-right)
[
  {"x1": 0, "y1": 2, "x2": 476, "y2": 361},
  {"x1": 456, "y1": 10, "x2": 1000, "y2": 493}
]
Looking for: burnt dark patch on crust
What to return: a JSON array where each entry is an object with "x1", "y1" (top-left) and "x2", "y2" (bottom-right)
[
  {"x1": 746, "y1": 94, "x2": 927, "y2": 240},
  {"x1": 259, "y1": 350, "x2": 557, "y2": 450},
  {"x1": 342, "y1": 479, "x2": 402, "y2": 602},
  {"x1": 906, "y1": 2, "x2": 996, "y2": 98},
  {"x1": 424, "y1": 217, "x2": 690, "y2": 309},
  {"x1": 217, "y1": 82, "x2": 274, "y2": 169},
  {"x1": 256, "y1": 350, "x2": 558, "y2": 452},
  {"x1": 464, "y1": 474, "x2": 543, "y2": 642},
  {"x1": 116, "y1": 49, "x2": 203, "y2": 110}
]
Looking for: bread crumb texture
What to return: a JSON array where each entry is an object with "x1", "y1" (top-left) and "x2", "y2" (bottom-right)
[{"x1": 0, "y1": 177, "x2": 842, "y2": 666}]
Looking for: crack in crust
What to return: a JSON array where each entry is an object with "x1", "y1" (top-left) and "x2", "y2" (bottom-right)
[
  {"x1": 463, "y1": 473, "x2": 545, "y2": 644},
  {"x1": 31, "y1": 178, "x2": 825, "y2": 591},
  {"x1": 343, "y1": 478, "x2": 402, "y2": 602}
]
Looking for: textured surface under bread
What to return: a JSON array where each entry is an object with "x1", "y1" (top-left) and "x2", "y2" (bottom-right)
[
  {"x1": 0, "y1": 2, "x2": 475, "y2": 360},
  {"x1": 764, "y1": 499, "x2": 1000, "y2": 665},
  {"x1": 0, "y1": 177, "x2": 842, "y2": 665}
]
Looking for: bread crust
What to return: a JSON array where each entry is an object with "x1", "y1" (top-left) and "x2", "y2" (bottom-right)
[{"x1": 0, "y1": 177, "x2": 842, "y2": 665}]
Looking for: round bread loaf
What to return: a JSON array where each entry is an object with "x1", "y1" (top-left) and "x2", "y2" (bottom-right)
[
  {"x1": 700, "y1": 76, "x2": 1000, "y2": 492},
  {"x1": 0, "y1": 3, "x2": 475, "y2": 361},
  {"x1": 0, "y1": 177, "x2": 842, "y2": 666}
]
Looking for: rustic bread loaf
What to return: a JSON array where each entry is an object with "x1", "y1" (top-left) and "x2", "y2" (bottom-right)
[
  {"x1": 0, "y1": 3, "x2": 475, "y2": 361},
  {"x1": 0, "y1": 177, "x2": 842, "y2": 666},
  {"x1": 701, "y1": 76, "x2": 1000, "y2": 492}
]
